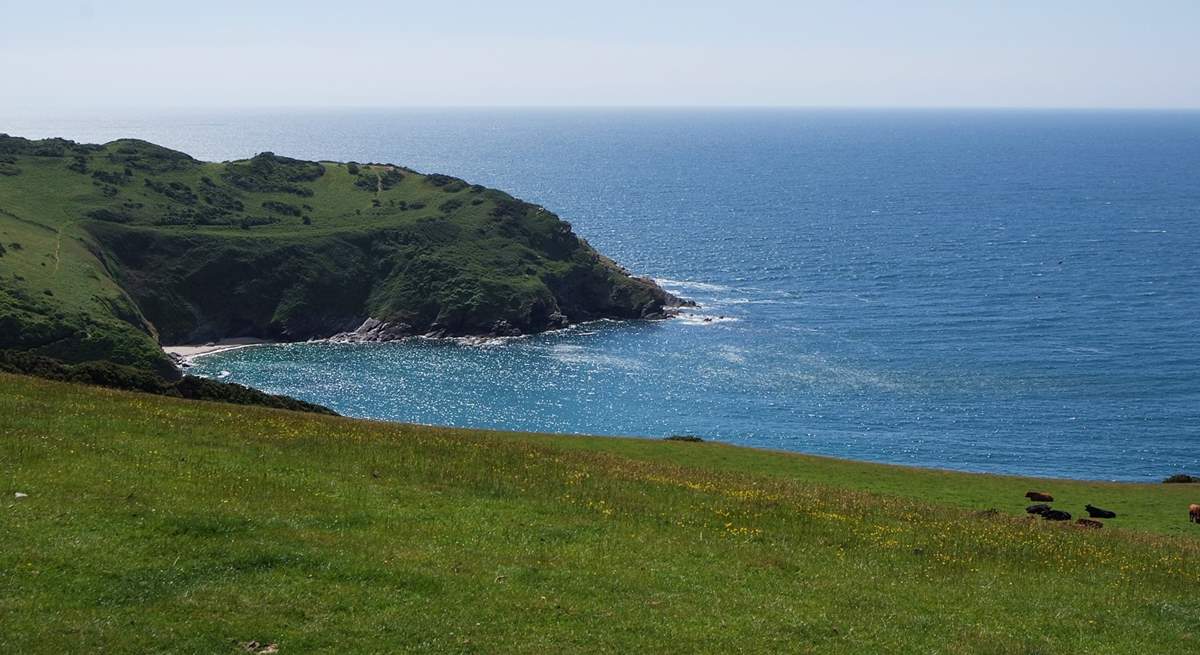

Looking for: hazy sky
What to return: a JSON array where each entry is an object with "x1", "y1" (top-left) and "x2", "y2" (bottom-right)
[{"x1": 3, "y1": 1, "x2": 1198, "y2": 110}]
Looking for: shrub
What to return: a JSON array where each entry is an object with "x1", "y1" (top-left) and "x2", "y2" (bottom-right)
[
  {"x1": 85, "y1": 209, "x2": 132, "y2": 224},
  {"x1": 173, "y1": 376, "x2": 336, "y2": 414},
  {"x1": 354, "y1": 167, "x2": 404, "y2": 192},
  {"x1": 199, "y1": 177, "x2": 245, "y2": 212},
  {"x1": 223, "y1": 152, "x2": 324, "y2": 196},
  {"x1": 1163, "y1": 474, "x2": 1198, "y2": 484},
  {"x1": 379, "y1": 168, "x2": 404, "y2": 189},
  {"x1": 91, "y1": 170, "x2": 127, "y2": 185},
  {"x1": 0, "y1": 350, "x2": 336, "y2": 414},
  {"x1": 426, "y1": 173, "x2": 467, "y2": 192},
  {"x1": 261, "y1": 201, "x2": 302, "y2": 217},
  {"x1": 104, "y1": 139, "x2": 197, "y2": 173},
  {"x1": 346, "y1": 162, "x2": 360, "y2": 175},
  {"x1": 490, "y1": 198, "x2": 528, "y2": 220},
  {"x1": 144, "y1": 179, "x2": 198, "y2": 205},
  {"x1": 664, "y1": 434, "x2": 704, "y2": 442}
]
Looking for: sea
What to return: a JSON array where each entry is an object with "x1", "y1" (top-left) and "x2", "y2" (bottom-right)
[{"x1": 5, "y1": 108, "x2": 1198, "y2": 481}]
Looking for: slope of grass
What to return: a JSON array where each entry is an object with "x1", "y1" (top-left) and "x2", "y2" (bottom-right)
[
  {"x1": 2, "y1": 373, "x2": 1198, "y2": 653},
  {"x1": 0, "y1": 136, "x2": 677, "y2": 374}
]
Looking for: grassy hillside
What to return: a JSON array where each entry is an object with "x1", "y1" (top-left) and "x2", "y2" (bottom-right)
[
  {"x1": 3, "y1": 373, "x2": 1198, "y2": 653},
  {"x1": 0, "y1": 136, "x2": 680, "y2": 375}
]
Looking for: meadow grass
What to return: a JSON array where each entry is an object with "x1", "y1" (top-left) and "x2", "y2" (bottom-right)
[{"x1": 2, "y1": 373, "x2": 1199, "y2": 653}]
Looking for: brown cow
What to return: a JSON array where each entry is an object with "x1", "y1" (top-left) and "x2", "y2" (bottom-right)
[
  {"x1": 1025, "y1": 491, "x2": 1054, "y2": 502},
  {"x1": 1189, "y1": 504, "x2": 1200, "y2": 523},
  {"x1": 1075, "y1": 518, "x2": 1103, "y2": 529}
]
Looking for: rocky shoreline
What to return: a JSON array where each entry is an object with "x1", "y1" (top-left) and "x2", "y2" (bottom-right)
[
  {"x1": 165, "y1": 296, "x2": 694, "y2": 369},
  {"x1": 328, "y1": 300, "x2": 692, "y2": 344}
]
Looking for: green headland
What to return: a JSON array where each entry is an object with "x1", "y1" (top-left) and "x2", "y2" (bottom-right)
[{"x1": 0, "y1": 135, "x2": 682, "y2": 378}]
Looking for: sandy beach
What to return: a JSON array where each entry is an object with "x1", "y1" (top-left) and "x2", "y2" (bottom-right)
[{"x1": 162, "y1": 337, "x2": 275, "y2": 361}]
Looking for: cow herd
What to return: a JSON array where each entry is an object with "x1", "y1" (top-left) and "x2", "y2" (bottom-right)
[
  {"x1": 1023, "y1": 491, "x2": 1119, "y2": 528},
  {"x1": 1023, "y1": 492, "x2": 1200, "y2": 528}
]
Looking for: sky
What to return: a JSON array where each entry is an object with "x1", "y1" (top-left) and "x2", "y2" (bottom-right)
[{"x1": 2, "y1": 0, "x2": 1198, "y2": 111}]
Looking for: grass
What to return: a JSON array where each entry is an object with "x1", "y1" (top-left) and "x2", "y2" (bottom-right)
[{"x1": 2, "y1": 372, "x2": 1198, "y2": 653}]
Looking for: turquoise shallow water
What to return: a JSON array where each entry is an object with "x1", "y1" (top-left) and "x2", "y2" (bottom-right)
[{"x1": 7, "y1": 109, "x2": 1198, "y2": 480}]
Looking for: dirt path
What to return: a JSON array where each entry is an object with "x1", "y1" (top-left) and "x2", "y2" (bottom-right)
[{"x1": 52, "y1": 227, "x2": 62, "y2": 274}]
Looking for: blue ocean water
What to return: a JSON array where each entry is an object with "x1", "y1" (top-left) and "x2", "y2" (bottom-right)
[{"x1": 6, "y1": 109, "x2": 1198, "y2": 480}]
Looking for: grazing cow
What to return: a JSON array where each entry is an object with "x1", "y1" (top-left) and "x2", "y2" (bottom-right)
[
  {"x1": 1190, "y1": 504, "x2": 1200, "y2": 523},
  {"x1": 1075, "y1": 518, "x2": 1103, "y2": 529},
  {"x1": 1085, "y1": 504, "x2": 1117, "y2": 519},
  {"x1": 1025, "y1": 503, "x2": 1051, "y2": 515},
  {"x1": 1025, "y1": 491, "x2": 1054, "y2": 502},
  {"x1": 1042, "y1": 509, "x2": 1071, "y2": 521}
]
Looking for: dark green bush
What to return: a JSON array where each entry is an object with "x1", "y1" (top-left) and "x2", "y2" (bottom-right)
[
  {"x1": 490, "y1": 198, "x2": 528, "y2": 220},
  {"x1": 0, "y1": 349, "x2": 336, "y2": 415},
  {"x1": 104, "y1": 139, "x2": 197, "y2": 173},
  {"x1": 262, "y1": 201, "x2": 302, "y2": 217},
  {"x1": 174, "y1": 376, "x2": 336, "y2": 415},
  {"x1": 200, "y1": 177, "x2": 245, "y2": 212},
  {"x1": 144, "y1": 179, "x2": 198, "y2": 204},
  {"x1": 426, "y1": 173, "x2": 467, "y2": 192},
  {"x1": 223, "y1": 152, "x2": 323, "y2": 196},
  {"x1": 85, "y1": 209, "x2": 133, "y2": 224},
  {"x1": 91, "y1": 170, "x2": 127, "y2": 185}
]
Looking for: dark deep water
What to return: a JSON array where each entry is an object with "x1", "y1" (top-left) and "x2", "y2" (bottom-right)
[{"x1": 6, "y1": 108, "x2": 1198, "y2": 480}]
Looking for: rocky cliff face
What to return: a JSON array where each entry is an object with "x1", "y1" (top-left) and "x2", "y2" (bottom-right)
[{"x1": 87, "y1": 214, "x2": 686, "y2": 345}]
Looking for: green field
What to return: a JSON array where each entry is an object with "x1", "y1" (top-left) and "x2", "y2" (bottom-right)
[
  {"x1": 3, "y1": 372, "x2": 1198, "y2": 653},
  {"x1": 0, "y1": 136, "x2": 676, "y2": 375}
]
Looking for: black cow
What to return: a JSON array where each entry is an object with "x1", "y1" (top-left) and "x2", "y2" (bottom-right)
[
  {"x1": 1042, "y1": 509, "x2": 1071, "y2": 521},
  {"x1": 1085, "y1": 504, "x2": 1116, "y2": 519},
  {"x1": 1025, "y1": 503, "x2": 1051, "y2": 515},
  {"x1": 1025, "y1": 491, "x2": 1054, "y2": 502}
]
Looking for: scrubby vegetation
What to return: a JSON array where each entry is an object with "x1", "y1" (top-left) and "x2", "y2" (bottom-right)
[
  {"x1": 0, "y1": 350, "x2": 334, "y2": 414},
  {"x1": 0, "y1": 135, "x2": 679, "y2": 376},
  {"x1": 1, "y1": 372, "x2": 1198, "y2": 653}
]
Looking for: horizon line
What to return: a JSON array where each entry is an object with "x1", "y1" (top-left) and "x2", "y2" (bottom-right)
[{"x1": 4, "y1": 104, "x2": 1200, "y2": 116}]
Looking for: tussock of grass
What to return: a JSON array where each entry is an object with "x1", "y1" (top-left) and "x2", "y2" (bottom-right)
[{"x1": 2, "y1": 373, "x2": 1199, "y2": 653}]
